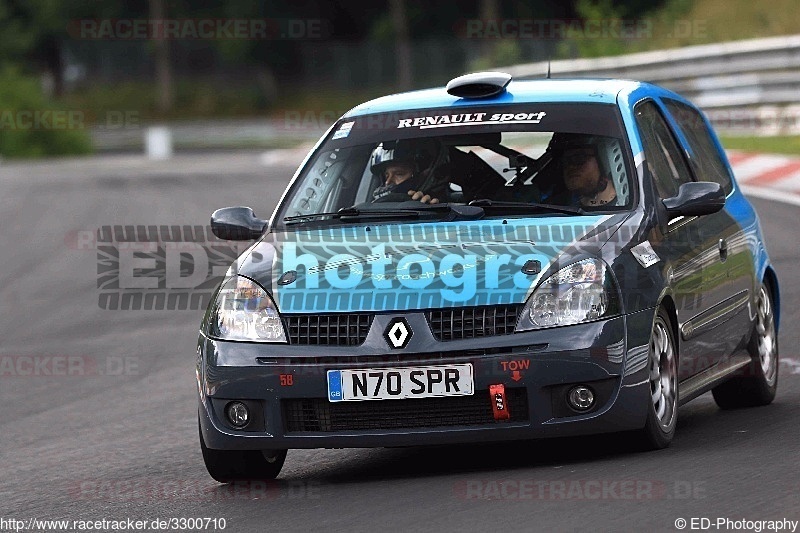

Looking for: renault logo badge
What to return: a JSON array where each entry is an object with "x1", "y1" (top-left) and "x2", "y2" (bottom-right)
[{"x1": 384, "y1": 318, "x2": 412, "y2": 349}]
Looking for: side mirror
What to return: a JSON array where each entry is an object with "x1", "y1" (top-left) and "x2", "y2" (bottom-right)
[
  {"x1": 210, "y1": 207, "x2": 267, "y2": 240},
  {"x1": 662, "y1": 182, "x2": 725, "y2": 219}
]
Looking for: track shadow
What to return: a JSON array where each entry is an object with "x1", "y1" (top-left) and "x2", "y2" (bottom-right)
[{"x1": 202, "y1": 388, "x2": 797, "y2": 495}]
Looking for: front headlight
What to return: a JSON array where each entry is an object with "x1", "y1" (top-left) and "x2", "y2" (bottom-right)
[
  {"x1": 517, "y1": 258, "x2": 620, "y2": 331},
  {"x1": 207, "y1": 276, "x2": 287, "y2": 343}
]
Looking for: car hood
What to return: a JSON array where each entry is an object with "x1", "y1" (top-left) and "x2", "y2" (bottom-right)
[{"x1": 233, "y1": 213, "x2": 628, "y2": 313}]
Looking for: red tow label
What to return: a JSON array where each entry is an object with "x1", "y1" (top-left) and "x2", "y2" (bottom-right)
[{"x1": 489, "y1": 384, "x2": 510, "y2": 420}]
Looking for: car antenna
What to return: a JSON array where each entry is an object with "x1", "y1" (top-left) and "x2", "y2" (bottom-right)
[{"x1": 546, "y1": 59, "x2": 551, "y2": 79}]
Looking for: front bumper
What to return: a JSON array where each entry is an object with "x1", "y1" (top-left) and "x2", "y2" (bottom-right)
[{"x1": 198, "y1": 308, "x2": 655, "y2": 450}]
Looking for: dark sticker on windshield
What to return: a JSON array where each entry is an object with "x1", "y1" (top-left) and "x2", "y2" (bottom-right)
[{"x1": 332, "y1": 121, "x2": 354, "y2": 140}]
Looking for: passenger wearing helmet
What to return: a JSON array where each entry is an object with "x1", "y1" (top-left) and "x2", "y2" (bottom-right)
[
  {"x1": 536, "y1": 133, "x2": 619, "y2": 208},
  {"x1": 561, "y1": 137, "x2": 618, "y2": 207},
  {"x1": 370, "y1": 139, "x2": 442, "y2": 204}
]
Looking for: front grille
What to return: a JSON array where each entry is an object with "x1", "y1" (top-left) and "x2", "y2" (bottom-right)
[
  {"x1": 283, "y1": 388, "x2": 529, "y2": 432},
  {"x1": 258, "y1": 347, "x2": 508, "y2": 367},
  {"x1": 282, "y1": 314, "x2": 373, "y2": 346},
  {"x1": 427, "y1": 305, "x2": 522, "y2": 341}
]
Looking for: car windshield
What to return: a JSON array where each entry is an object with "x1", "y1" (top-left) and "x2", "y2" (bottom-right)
[{"x1": 275, "y1": 103, "x2": 633, "y2": 228}]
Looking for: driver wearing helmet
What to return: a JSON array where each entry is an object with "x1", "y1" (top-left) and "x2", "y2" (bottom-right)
[{"x1": 370, "y1": 139, "x2": 442, "y2": 204}]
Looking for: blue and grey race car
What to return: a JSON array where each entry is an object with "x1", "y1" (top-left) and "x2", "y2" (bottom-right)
[{"x1": 197, "y1": 72, "x2": 780, "y2": 482}]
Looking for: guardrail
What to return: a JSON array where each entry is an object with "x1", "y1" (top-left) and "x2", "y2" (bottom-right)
[
  {"x1": 91, "y1": 34, "x2": 800, "y2": 154},
  {"x1": 506, "y1": 34, "x2": 800, "y2": 136},
  {"x1": 90, "y1": 118, "x2": 323, "y2": 154}
]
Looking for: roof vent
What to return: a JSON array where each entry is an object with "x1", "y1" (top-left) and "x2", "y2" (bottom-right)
[{"x1": 446, "y1": 71, "x2": 512, "y2": 98}]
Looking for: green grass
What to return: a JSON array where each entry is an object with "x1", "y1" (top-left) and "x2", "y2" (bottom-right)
[
  {"x1": 0, "y1": 68, "x2": 92, "y2": 158},
  {"x1": 564, "y1": 0, "x2": 800, "y2": 58},
  {"x1": 720, "y1": 136, "x2": 800, "y2": 155},
  {"x1": 644, "y1": 0, "x2": 800, "y2": 50}
]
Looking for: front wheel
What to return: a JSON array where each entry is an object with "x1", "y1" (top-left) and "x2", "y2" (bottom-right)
[
  {"x1": 636, "y1": 307, "x2": 678, "y2": 450},
  {"x1": 199, "y1": 423, "x2": 287, "y2": 483},
  {"x1": 712, "y1": 283, "x2": 778, "y2": 409}
]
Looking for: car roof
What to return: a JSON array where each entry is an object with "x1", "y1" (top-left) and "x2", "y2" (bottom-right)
[{"x1": 343, "y1": 78, "x2": 651, "y2": 118}]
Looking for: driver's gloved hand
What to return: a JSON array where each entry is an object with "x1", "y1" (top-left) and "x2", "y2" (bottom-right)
[{"x1": 407, "y1": 190, "x2": 440, "y2": 204}]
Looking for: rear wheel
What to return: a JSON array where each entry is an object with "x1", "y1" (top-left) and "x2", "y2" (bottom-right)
[
  {"x1": 712, "y1": 283, "x2": 778, "y2": 409},
  {"x1": 199, "y1": 423, "x2": 287, "y2": 483},
  {"x1": 637, "y1": 307, "x2": 678, "y2": 450}
]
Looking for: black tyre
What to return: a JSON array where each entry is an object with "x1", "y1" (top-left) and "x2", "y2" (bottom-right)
[
  {"x1": 199, "y1": 423, "x2": 287, "y2": 483},
  {"x1": 712, "y1": 283, "x2": 778, "y2": 409},
  {"x1": 637, "y1": 307, "x2": 678, "y2": 450}
]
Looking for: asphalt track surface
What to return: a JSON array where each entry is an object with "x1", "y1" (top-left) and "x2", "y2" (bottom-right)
[{"x1": 1, "y1": 151, "x2": 798, "y2": 533}]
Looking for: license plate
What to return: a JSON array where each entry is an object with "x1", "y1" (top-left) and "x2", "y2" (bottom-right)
[{"x1": 327, "y1": 364, "x2": 474, "y2": 402}]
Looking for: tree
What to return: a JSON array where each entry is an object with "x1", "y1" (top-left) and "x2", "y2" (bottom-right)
[
  {"x1": 390, "y1": 0, "x2": 412, "y2": 90},
  {"x1": 149, "y1": 0, "x2": 173, "y2": 113}
]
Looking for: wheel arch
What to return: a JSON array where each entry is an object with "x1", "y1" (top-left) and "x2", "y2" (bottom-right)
[
  {"x1": 762, "y1": 266, "x2": 780, "y2": 331},
  {"x1": 657, "y1": 294, "x2": 680, "y2": 361}
]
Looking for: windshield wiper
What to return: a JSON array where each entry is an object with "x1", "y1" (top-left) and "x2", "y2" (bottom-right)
[
  {"x1": 283, "y1": 207, "x2": 421, "y2": 225},
  {"x1": 390, "y1": 202, "x2": 485, "y2": 220},
  {"x1": 468, "y1": 198, "x2": 585, "y2": 216},
  {"x1": 283, "y1": 203, "x2": 485, "y2": 226}
]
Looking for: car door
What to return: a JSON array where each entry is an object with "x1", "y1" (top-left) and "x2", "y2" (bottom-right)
[
  {"x1": 660, "y1": 99, "x2": 755, "y2": 362},
  {"x1": 633, "y1": 100, "x2": 732, "y2": 380}
]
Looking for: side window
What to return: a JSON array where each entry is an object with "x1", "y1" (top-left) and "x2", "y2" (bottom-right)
[
  {"x1": 285, "y1": 149, "x2": 343, "y2": 217},
  {"x1": 634, "y1": 101, "x2": 694, "y2": 199},
  {"x1": 283, "y1": 145, "x2": 372, "y2": 217},
  {"x1": 663, "y1": 99, "x2": 733, "y2": 195}
]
